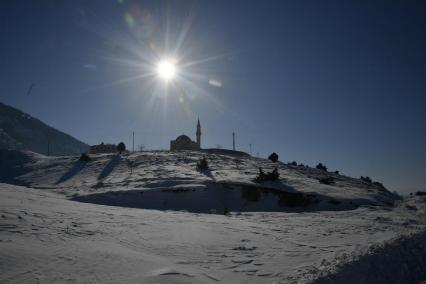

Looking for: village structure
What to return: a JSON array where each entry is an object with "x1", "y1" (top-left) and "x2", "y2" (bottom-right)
[
  {"x1": 88, "y1": 118, "x2": 250, "y2": 156},
  {"x1": 170, "y1": 119, "x2": 202, "y2": 151},
  {"x1": 89, "y1": 119, "x2": 203, "y2": 154},
  {"x1": 89, "y1": 142, "x2": 117, "y2": 154}
]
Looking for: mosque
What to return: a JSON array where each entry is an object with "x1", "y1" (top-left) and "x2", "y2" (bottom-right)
[{"x1": 170, "y1": 119, "x2": 202, "y2": 151}]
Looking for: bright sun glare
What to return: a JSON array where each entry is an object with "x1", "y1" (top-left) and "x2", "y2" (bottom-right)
[{"x1": 157, "y1": 60, "x2": 176, "y2": 81}]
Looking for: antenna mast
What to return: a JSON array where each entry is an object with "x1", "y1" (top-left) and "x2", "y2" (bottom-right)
[{"x1": 232, "y1": 132, "x2": 235, "y2": 151}]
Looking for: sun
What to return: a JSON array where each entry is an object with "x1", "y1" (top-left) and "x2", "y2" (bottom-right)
[{"x1": 156, "y1": 59, "x2": 176, "y2": 81}]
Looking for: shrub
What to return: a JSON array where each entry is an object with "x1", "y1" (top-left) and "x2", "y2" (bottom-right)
[
  {"x1": 405, "y1": 204, "x2": 417, "y2": 211},
  {"x1": 360, "y1": 176, "x2": 372, "y2": 183},
  {"x1": 318, "y1": 176, "x2": 335, "y2": 185},
  {"x1": 289, "y1": 161, "x2": 297, "y2": 166},
  {"x1": 334, "y1": 170, "x2": 339, "y2": 175},
  {"x1": 255, "y1": 167, "x2": 279, "y2": 182},
  {"x1": 268, "y1": 152, "x2": 279, "y2": 163},
  {"x1": 117, "y1": 142, "x2": 126, "y2": 154},
  {"x1": 360, "y1": 176, "x2": 387, "y2": 190},
  {"x1": 79, "y1": 153, "x2": 91, "y2": 162},
  {"x1": 372, "y1": 181, "x2": 386, "y2": 190},
  {"x1": 196, "y1": 156, "x2": 209, "y2": 171},
  {"x1": 316, "y1": 163, "x2": 327, "y2": 171},
  {"x1": 223, "y1": 206, "x2": 230, "y2": 215},
  {"x1": 415, "y1": 191, "x2": 426, "y2": 196}
]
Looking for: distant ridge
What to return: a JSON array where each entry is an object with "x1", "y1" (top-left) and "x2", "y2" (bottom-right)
[{"x1": 0, "y1": 102, "x2": 88, "y2": 155}]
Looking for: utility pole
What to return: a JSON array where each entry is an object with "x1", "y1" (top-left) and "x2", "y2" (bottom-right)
[
  {"x1": 232, "y1": 132, "x2": 235, "y2": 151},
  {"x1": 132, "y1": 131, "x2": 135, "y2": 152}
]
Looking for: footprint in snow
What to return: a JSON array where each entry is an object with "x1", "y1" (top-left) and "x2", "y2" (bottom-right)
[
  {"x1": 231, "y1": 259, "x2": 253, "y2": 264},
  {"x1": 147, "y1": 267, "x2": 194, "y2": 277},
  {"x1": 232, "y1": 246, "x2": 257, "y2": 251}
]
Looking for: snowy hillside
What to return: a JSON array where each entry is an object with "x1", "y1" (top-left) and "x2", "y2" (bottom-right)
[
  {"x1": 0, "y1": 149, "x2": 400, "y2": 213},
  {"x1": 1, "y1": 149, "x2": 426, "y2": 283},
  {"x1": 0, "y1": 102, "x2": 88, "y2": 155}
]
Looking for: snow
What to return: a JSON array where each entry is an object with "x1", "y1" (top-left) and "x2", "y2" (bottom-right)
[
  {"x1": 1, "y1": 149, "x2": 426, "y2": 283},
  {"x1": 0, "y1": 150, "x2": 400, "y2": 211}
]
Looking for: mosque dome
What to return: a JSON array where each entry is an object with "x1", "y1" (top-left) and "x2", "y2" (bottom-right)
[
  {"x1": 175, "y1": 135, "x2": 192, "y2": 142},
  {"x1": 169, "y1": 120, "x2": 202, "y2": 151}
]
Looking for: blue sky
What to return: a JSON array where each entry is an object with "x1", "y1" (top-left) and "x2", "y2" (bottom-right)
[{"x1": 1, "y1": 0, "x2": 425, "y2": 193}]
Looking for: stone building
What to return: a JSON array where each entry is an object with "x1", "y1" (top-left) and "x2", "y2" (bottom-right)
[
  {"x1": 89, "y1": 142, "x2": 117, "y2": 154},
  {"x1": 170, "y1": 119, "x2": 202, "y2": 151}
]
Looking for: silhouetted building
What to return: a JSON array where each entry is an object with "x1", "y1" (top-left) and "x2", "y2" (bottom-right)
[
  {"x1": 89, "y1": 142, "x2": 117, "y2": 154},
  {"x1": 170, "y1": 119, "x2": 202, "y2": 151}
]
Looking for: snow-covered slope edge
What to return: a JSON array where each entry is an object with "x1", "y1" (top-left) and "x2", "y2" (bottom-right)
[{"x1": 307, "y1": 230, "x2": 426, "y2": 283}]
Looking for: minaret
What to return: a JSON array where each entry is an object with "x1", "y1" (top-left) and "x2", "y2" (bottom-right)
[{"x1": 196, "y1": 118, "x2": 201, "y2": 149}]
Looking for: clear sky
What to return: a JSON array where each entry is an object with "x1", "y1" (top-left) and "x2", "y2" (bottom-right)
[{"x1": 1, "y1": 0, "x2": 425, "y2": 194}]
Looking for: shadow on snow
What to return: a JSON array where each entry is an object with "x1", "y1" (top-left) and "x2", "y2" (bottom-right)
[
  {"x1": 98, "y1": 154, "x2": 121, "y2": 180},
  {"x1": 71, "y1": 182, "x2": 362, "y2": 214},
  {"x1": 56, "y1": 161, "x2": 86, "y2": 184}
]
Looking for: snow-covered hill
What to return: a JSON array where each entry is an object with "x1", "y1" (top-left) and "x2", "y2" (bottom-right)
[
  {"x1": 1, "y1": 149, "x2": 425, "y2": 283},
  {"x1": 0, "y1": 149, "x2": 400, "y2": 213},
  {"x1": 0, "y1": 102, "x2": 88, "y2": 155}
]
